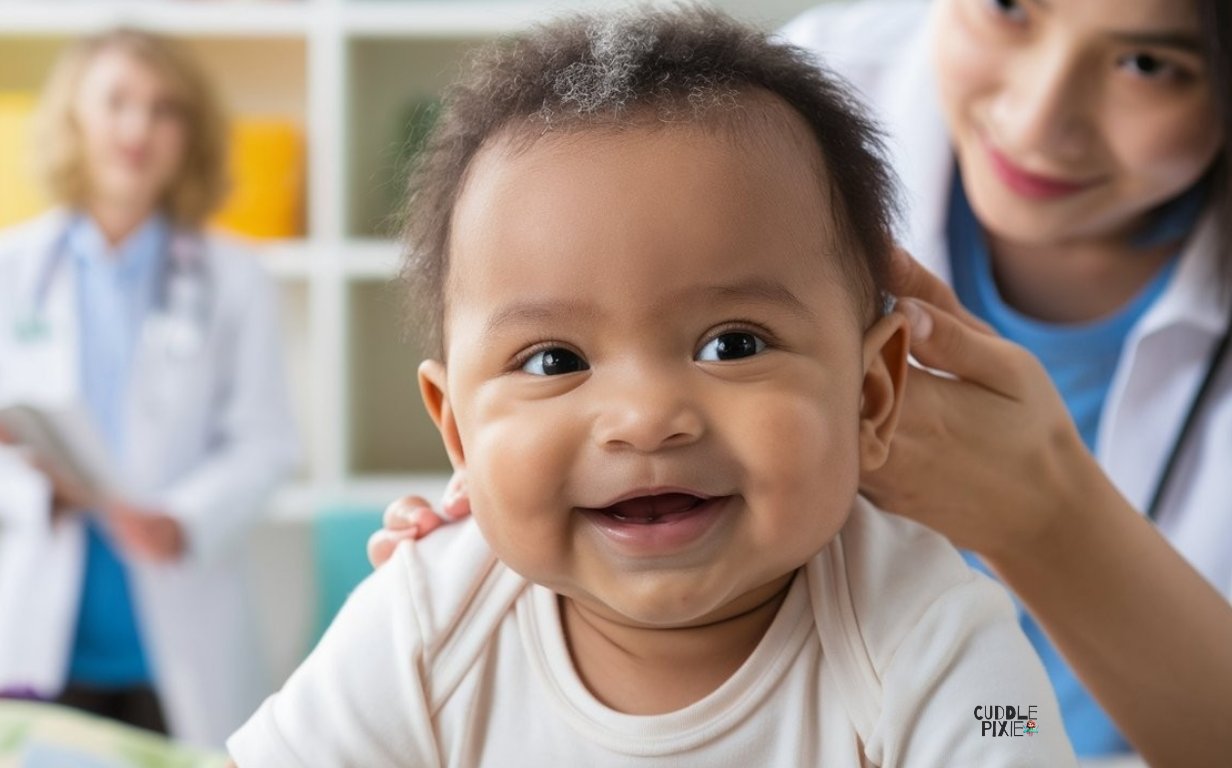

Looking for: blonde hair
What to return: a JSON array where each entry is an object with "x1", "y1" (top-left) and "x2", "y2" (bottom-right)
[{"x1": 32, "y1": 28, "x2": 230, "y2": 228}]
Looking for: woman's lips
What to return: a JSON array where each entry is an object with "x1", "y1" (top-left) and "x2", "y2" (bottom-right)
[
  {"x1": 984, "y1": 141, "x2": 1101, "y2": 200},
  {"x1": 578, "y1": 493, "x2": 732, "y2": 555}
]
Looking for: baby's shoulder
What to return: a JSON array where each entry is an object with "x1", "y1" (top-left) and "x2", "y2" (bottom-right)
[
  {"x1": 384, "y1": 518, "x2": 529, "y2": 667},
  {"x1": 809, "y1": 496, "x2": 1014, "y2": 670}
]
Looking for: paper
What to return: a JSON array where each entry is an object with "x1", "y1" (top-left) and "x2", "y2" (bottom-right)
[{"x1": 0, "y1": 403, "x2": 115, "y2": 503}]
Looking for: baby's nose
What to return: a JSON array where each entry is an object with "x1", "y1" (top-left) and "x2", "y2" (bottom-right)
[{"x1": 592, "y1": 374, "x2": 705, "y2": 453}]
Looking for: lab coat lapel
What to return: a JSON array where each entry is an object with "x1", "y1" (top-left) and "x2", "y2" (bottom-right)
[
  {"x1": 878, "y1": 4, "x2": 954, "y2": 283},
  {"x1": 7, "y1": 210, "x2": 81, "y2": 406},
  {"x1": 125, "y1": 230, "x2": 212, "y2": 493},
  {"x1": 1098, "y1": 213, "x2": 1231, "y2": 511}
]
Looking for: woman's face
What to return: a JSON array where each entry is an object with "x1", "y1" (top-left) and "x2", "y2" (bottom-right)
[
  {"x1": 73, "y1": 46, "x2": 188, "y2": 212},
  {"x1": 932, "y1": 0, "x2": 1224, "y2": 247}
]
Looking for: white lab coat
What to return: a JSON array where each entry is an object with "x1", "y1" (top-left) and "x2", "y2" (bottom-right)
[
  {"x1": 781, "y1": 1, "x2": 1232, "y2": 597},
  {"x1": 0, "y1": 209, "x2": 299, "y2": 747}
]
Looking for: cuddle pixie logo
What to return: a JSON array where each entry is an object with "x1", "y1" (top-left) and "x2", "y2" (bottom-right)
[{"x1": 973, "y1": 705, "x2": 1040, "y2": 737}]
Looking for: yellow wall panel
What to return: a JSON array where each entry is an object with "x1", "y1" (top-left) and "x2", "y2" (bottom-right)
[{"x1": 0, "y1": 92, "x2": 48, "y2": 228}]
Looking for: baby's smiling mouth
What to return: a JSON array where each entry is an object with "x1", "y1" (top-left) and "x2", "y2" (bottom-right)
[
  {"x1": 592, "y1": 492, "x2": 710, "y2": 524},
  {"x1": 577, "y1": 489, "x2": 733, "y2": 553}
]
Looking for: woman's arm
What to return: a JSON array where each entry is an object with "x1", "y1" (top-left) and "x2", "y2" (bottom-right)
[{"x1": 875, "y1": 252, "x2": 1232, "y2": 768}]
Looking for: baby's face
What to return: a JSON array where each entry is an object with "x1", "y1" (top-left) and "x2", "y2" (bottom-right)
[{"x1": 421, "y1": 115, "x2": 905, "y2": 629}]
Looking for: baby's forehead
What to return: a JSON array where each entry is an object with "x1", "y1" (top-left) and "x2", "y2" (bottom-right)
[
  {"x1": 441, "y1": 115, "x2": 865, "y2": 336},
  {"x1": 467, "y1": 122, "x2": 835, "y2": 235},
  {"x1": 453, "y1": 97, "x2": 842, "y2": 256}
]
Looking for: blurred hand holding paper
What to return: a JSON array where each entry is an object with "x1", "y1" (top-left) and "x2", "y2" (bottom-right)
[{"x1": 0, "y1": 403, "x2": 117, "y2": 514}]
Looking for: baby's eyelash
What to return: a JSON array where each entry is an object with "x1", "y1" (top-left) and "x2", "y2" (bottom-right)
[
  {"x1": 700, "y1": 319, "x2": 781, "y2": 349},
  {"x1": 508, "y1": 340, "x2": 578, "y2": 372}
]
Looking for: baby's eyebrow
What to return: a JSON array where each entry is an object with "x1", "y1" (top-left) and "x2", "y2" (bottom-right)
[
  {"x1": 480, "y1": 278, "x2": 817, "y2": 340},
  {"x1": 482, "y1": 300, "x2": 600, "y2": 340},
  {"x1": 693, "y1": 278, "x2": 819, "y2": 323}
]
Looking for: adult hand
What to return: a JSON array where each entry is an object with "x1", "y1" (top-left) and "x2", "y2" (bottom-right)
[
  {"x1": 862, "y1": 249, "x2": 1095, "y2": 562},
  {"x1": 367, "y1": 471, "x2": 470, "y2": 568},
  {"x1": 21, "y1": 454, "x2": 98, "y2": 522},
  {"x1": 876, "y1": 250, "x2": 1232, "y2": 768},
  {"x1": 104, "y1": 500, "x2": 187, "y2": 563}
]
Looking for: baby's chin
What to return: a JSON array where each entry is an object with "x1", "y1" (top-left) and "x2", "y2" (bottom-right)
[{"x1": 555, "y1": 569, "x2": 800, "y2": 630}]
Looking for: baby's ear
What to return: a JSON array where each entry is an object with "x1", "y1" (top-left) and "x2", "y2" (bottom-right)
[
  {"x1": 418, "y1": 359, "x2": 466, "y2": 470},
  {"x1": 858, "y1": 311, "x2": 909, "y2": 472}
]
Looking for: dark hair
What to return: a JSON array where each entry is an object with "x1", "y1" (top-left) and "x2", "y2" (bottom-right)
[
  {"x1": 398, "y1": 6, "x2": 898, "y2": 358},
  {"x1": 1197, "y1": 0, "x2": 1232, "y2": 290}
]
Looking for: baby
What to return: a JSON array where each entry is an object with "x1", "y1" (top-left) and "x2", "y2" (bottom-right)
[{"x1": 228, "y1": 8, "x2": 1076, "y2": 766}]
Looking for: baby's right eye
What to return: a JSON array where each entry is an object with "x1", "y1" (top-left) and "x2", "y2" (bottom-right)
[{"x1": 520, "y1": 347, "x2": 589, "y2": 376}]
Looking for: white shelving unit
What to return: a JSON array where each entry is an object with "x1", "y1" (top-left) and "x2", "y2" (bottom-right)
[{"x1": 0, "y1": 0, "x2": 826, "y2": 519}]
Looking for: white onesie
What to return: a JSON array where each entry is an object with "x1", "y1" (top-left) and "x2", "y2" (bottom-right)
[{"x1": 229, "y1": 497, "x2": 1077, "y2": 766}]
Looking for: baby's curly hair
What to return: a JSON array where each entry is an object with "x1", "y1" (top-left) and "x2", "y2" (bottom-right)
[{"x1": 399, "y1": 5, "x2": 899, "y2": 358}]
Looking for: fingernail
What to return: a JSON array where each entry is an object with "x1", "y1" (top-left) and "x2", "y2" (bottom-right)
[
  {"x1": 901, "y1": 299, "x2": 932, "y2": 342},
  {"x1": 396, "y1": 505, "x2": 427, "y2": 526}
]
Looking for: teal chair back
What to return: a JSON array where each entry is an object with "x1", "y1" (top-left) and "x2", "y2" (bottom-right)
[{"x1": 311, "y1": 505, "x2": 384, "y2": 643}]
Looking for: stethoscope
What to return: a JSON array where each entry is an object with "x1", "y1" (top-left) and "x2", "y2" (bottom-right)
[
  {"x1": 14, "y1": 221, "x2": 212, "y2": 360},
  {"x1": 1145, "y1": 306, "x2": 1232, "y2": 522}
]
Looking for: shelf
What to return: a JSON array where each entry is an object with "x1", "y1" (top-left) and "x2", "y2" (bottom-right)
[
  {"x1": 345, "y1": 35, "x2": 482, "y2": 237},
  {"x1": 0, "y1": 32, "x2": 308, "y2": 117},
  {"x1": 277, "y1": 279, "x2": 316, "y2": 482},
  {"x1": 257, "y1": 239, "x2": 317, "y2": 278},
  {"x1": 344, "y1": 238, "x2": 402, "y2": 278},
  {"x1": 341, "y1": 1, "x2": 571, "y2": 37},
  {"x1": 268, "y1": 473, "x2": 452, "y2": 519},
  {"x1": 346, "y1": 277, "x2": 451, "y2": 476},
  {"x1": 0, "y1": 1, "x2": 312, "y2": 37}
]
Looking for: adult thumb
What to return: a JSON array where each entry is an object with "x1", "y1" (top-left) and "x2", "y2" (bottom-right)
[{"x1": 898, "y1": 298, "x2": 1022, "y2": 396}]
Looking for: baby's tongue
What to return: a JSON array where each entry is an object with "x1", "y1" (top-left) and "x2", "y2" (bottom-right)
[{"x1": 605, "y1": 493, "x2": 700, "y2": 522}]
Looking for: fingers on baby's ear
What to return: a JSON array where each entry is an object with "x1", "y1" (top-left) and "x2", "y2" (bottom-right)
[
  {"x1": 889, "y1": 248, "x2": 991, "y2": 333},
  {"x1": 897, "y1": 298, "x2": 1023, "y2": 396}
]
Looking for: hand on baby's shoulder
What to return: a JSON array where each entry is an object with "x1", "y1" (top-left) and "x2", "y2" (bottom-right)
[{"x1": 368, "y1": 472, "x2": 471, "y2": 569}]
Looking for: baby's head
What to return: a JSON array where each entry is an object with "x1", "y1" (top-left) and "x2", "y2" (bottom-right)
[{"x1": 403, "y1": 7, "x2": 908, "y2": 629}]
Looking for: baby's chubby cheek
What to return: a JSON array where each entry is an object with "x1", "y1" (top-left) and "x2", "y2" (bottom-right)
[
  {"x1": 448, "y1": 389, "x2": 584, "y2": 571},
  {"x1": 735, "y1": 389, "x2": 861, "y2": 544}
]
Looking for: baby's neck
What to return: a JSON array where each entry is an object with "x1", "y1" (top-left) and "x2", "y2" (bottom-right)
[{"x1": 559, "y1": 571, "x2": 796, "y2": 715}]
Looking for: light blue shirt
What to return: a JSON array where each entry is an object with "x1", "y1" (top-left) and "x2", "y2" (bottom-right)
[
  {"x1": 947, "y1": 176, "x2": 1187, "y2": 757},
  {"x1": 66, "y1": 213, "x2": 167, "y2": 688}
]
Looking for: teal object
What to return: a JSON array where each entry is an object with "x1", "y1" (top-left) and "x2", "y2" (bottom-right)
[
  {"x1": 311, "y1": 506, "x2": 385, "y2": 643},
  {"x1": 13, "y1": 313, "x2": 49, "y2": 344}
]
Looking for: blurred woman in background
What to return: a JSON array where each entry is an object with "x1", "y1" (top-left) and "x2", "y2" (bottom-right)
[{"x1": 0, "y1": 28, "x2": 297, "y2": 747}]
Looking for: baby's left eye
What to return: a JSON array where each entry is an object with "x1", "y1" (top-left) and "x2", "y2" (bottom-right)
[{"x1": 696, "y1": 331, "x2": 767, "y2": 362}]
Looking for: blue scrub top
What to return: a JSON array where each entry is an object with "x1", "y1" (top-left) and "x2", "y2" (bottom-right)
[{"x1": 66, "y1": 213, "x2": 167, "y2": 688}]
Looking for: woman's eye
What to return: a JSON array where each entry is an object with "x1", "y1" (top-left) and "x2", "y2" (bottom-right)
[
  {"x1": 520, "y1": 347, "x2": 589, "y2": 376},
  {"x1": 1118, "y1": 52, "x2": 1179, "y2": 80},
  {"x1": 696, "y1": 331, "x2": 767, "y2": 362},
  {"x1": 984, "y1": 0, "x2": 1027, "y2": 23}
]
